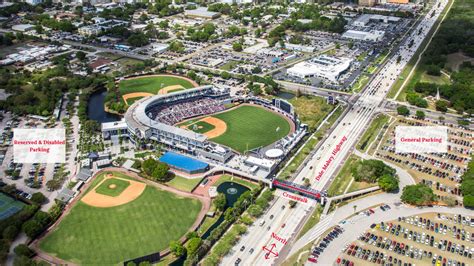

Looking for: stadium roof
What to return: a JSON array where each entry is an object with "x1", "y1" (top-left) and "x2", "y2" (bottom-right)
[{"x1": 127, "y1": 86, "x2": 215, "y2": 142}]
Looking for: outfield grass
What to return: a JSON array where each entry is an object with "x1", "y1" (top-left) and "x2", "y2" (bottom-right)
[
  {"x1": 95, "y1": 178, "x2": 130, "y2": 197},
  {"x1": 165, "y1": 176, "x2": 203, "y2": 192},
  {"x1": 356, "y1": 114, "x2": 389, "y2": 153},
  {"x1": 213, "y1": 175, "x2": 260, "y2": 191},
  {"x1": 210, "y1": 105, "x2": 291, "y2": 153},
  {"x1": 119, "y1": 75, "x2": 195, "y2": 95},
  {"x1": 40, "y1": 172, "x2": 201, "y2": 265}
]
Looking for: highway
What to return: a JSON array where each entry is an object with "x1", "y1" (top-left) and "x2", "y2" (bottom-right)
[{"x1": 219, "y1": 0, "x2": 448, "y2": 264}]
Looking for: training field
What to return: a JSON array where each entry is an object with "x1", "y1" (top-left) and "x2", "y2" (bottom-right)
[
  {"x1": 119, "y1": 75, "x2": 196, "y2": 95},
  {"x1": 183, "y1": 105, "x2": 291, "y2": 153},
  {"x1": 39, "y1": 172, "x2": 201, "y2": 265}
]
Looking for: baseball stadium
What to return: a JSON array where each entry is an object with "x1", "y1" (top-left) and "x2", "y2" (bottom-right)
[{"x1": 111, "y1": 84, "x2": 307, "y2": 176}]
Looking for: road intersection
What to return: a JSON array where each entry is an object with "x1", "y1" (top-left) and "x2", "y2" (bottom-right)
[{"x1": 220, "y1": 0, "x2": 450, "y2": 264}]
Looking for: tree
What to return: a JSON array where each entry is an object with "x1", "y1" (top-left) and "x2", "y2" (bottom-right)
[
  {"x1": 76, "y1": 51, "x2": 86, "y2": 62},
  {"x1": 220, "y1": 71, "x2": 231, "y2": 80},
  {"x1": 169, "y1": 40, "x2": 185, "y2": 53},
  {"x1": 401, "y1": 184, "x2": 437, "y2": 205},
  {"x1": 14, "y1": 244, "x2": 35, "y2": 258},
  {"x1": 232, "y1": 42, "x2": 243, "y2": 52},
  {"x1": 127, "y1": 32, "x2": 149, "y2": 47},
  {"x1": 30, "y1": 192, "x2": 47, "y2": 205},
  {"x1": 142, "y1": 158, "x2": 170, "y2": 182},
  {"x1": 397, "y1": 106, "x2": 410, "y2": 116},
  {"x1": 288, "y1": 200, "x2": 297, "y2": 208},
  {"x1": 22, "y1": 220, "x2": 43, "y2": 239},
  {"x1": 169, "y1": 241, "x2": 186, "y2": 257},
  {"x1": 3, "y1": 225, "x2": 19, "y2": 241},
  {"x1": 352, "y1": 159, "x2": 396, "y2": 183},
  {"x1": 303, "y1": 178, "x2": 310, "y2": 187},
  {"x1": 186, "y1": 237, "x2": 201, "y2": 257},
  {"x1": 416, "y1": 110, "x2": 425, "y2": 120},
  {"x1": 377, "y1": 174, "x2": 399, "y2": 192},
  {"x1": 435, "y1": 100, "x2": 448, "y2": 112},
  {"x1": 213, "y1": 193, "x2": 226, "y2": 211}
]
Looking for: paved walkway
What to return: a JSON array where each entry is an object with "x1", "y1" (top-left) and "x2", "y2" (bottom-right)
[{"x1": 288, "y1": 155, "x2": 416, "y2": 257}]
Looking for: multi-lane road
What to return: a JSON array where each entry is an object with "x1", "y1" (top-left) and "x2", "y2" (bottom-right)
[{"x1": 220, "y1": 0, "x2": 449, "y2": 264}]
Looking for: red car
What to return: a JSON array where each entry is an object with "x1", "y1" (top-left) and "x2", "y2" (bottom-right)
[{"x1": 308, "y1": 257, "x2": 318, "y2": 263}]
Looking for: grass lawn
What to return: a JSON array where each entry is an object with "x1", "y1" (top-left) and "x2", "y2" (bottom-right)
[
  {"x1": 197, "y1": 215, "x2": 221, "y2": 236},
  {"x1": 95, "y1": 178, "x2": 130, "y2": 197},
  {"x1": 327, "y1": 155, "x2": 361, "y2": 197},
  {"x1": 39, "y1": 172, "x2": 201, "y2": 265},
  {"x1": 220, "y1": 60, "x2": 241, "y2": 71},
  {"x1": 420, "y1": 72, "x2": 451, "y2": 85},
  {"x1": 278, "y1": 105, "x2": 343, "y2": 180},
  {"x1": 119, "y1": 75, "x2": 195, "y2": 95},
  {"x1": 213, "y1": 175, "x2": 260, "y2": 191},
  {"x1": 347, "y1": 180, "x2": 377, "y2": 193},
  {"x1": 116, "y1": 57, "x2": 144, "y2": 68},
  {"x1": 297, "y1": 205, "x2": 323, "y2": 240},
  {"x1": 289, "y1": 95, "x2": 334, "y2": 131},
  {"x1": 210, "y1": 105, "x2": 290, "y2": 153},
  {"x1": 165, "y1": 176, "x2": 203, "y2": 192},
  {"x1": 351, "y1": 74, "x2": 370, "y2": 93},
  {"x1": 356, "y1": 114, "x2": 389, "y2": 152}
]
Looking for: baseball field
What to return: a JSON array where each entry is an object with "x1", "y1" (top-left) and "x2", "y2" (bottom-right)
[
  {"x1": 181, "y1": 105, "x2": 292, "y2": 153},
  {"x1": 39, "y1": 171, "x2": 201, "y2": 265},
  {"x1": 119, "y1": 74, "x2": 198, "y2": 105}
]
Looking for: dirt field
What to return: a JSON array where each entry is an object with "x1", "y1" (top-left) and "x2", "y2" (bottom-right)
[
  {"x1": 122, "y1": 92, "x2": 153, "y2": 105},
  {"x1": 183, "y1": 117, "x2": 227, "y2": 138},
  {"x1": 158, "y1": 85, "x2": 185, "y2": 95},
  {"x1": 81, "y1": 174, "x2": 146, "y2": 208}
]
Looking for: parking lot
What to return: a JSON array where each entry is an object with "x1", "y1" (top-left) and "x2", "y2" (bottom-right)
[
  {"x1": 335, "y1": 212, "x2": 473, "y2": 266},
  {"x1": 375, "y1": 117, "x2": 472, "y2": 205}
]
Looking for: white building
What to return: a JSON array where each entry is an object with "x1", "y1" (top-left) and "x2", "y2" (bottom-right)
[
  {"x1": 25, "y1": 0, "x2": 43, "y2": 5},
  {"x1": 287, "y1": 55, "x2": 352, "y2": 82},
  {"x1": 12, "y1": 24, "x2": 35, "y2": 32},
  {"x1": 284, "y1": 43, "x2": 316, "y2": 53},
  {"x1": 342, "y1": 29, "x2": 385, "y2": 41},
  {"x1": 353, "y1": 14, "x2": 401, "y2": 27}
]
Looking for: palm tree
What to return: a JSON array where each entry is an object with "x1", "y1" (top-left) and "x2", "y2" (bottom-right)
[{"x1": 353, "y1": 205, "x2": 357, "y2": 213}]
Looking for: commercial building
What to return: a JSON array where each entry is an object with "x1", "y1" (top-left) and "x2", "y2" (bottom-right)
[
  {"x1": 358, "y1": 0, "x2": 377, "y2": 7},
  {"x1": 284, "y1": 43, "x2": 316, "y2": 53},
  {"x1": 12, "y1": 24, "x2": 34, "y2": 32},
  {"x1": 353, "y1": 14, "x2": 401, "y2": 27},
  {"x1": 287, "y1": 55, "x2": 352, "y2": 82},
  {"x1": 78, "y1": 19, "x2": 128, "y2": 36},
  {"x1": 184, "y1": 7, "x2": 221, "y2": 19},
  {"x1": 342, "y1": 29, "x2": 385, "y2": 41}
]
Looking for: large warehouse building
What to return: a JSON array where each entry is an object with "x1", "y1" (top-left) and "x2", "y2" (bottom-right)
[{"x1": 287, "y1": 55, "x2": 352, "y2": 82}]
